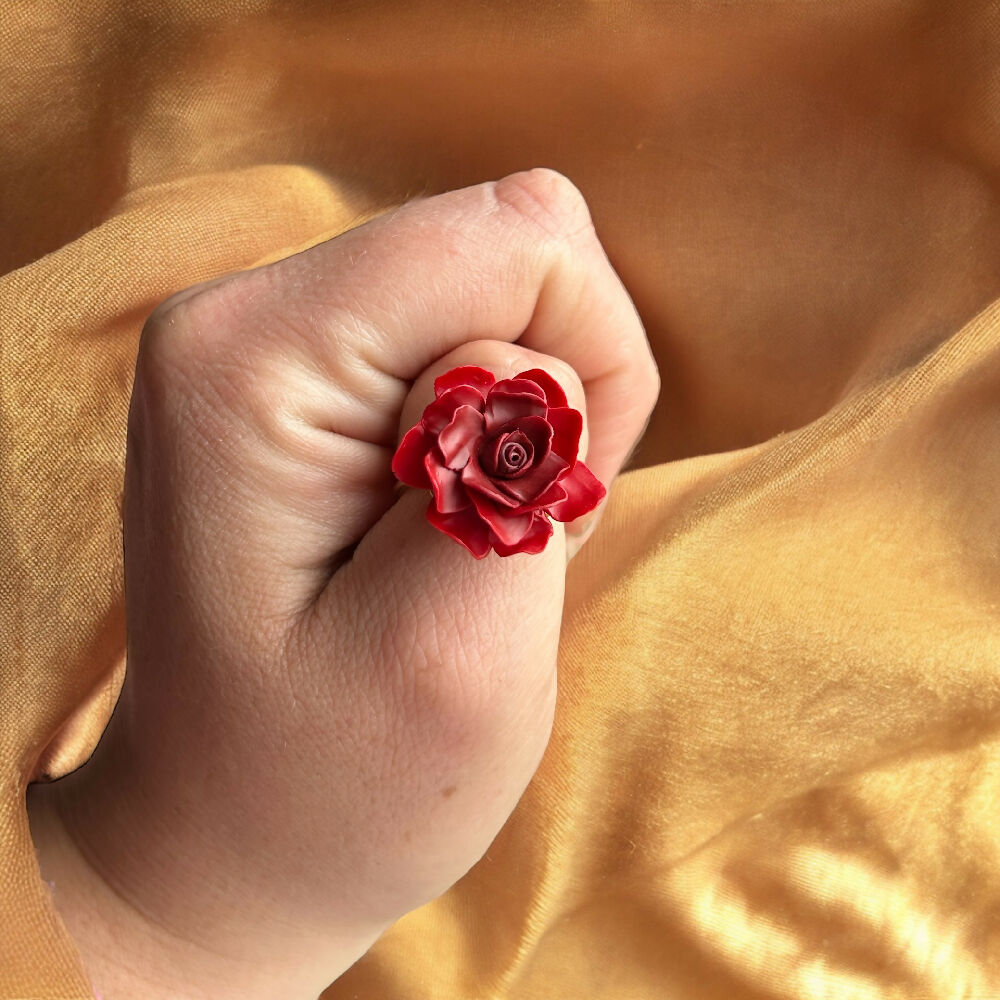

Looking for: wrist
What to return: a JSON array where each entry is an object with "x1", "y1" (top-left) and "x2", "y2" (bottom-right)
[{"x1": 26, "y1": 751, "x2": 382, "y2": 1000}]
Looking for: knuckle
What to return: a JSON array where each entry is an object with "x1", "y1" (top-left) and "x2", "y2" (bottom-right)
[
  {"x1": 137, "y1": 274, "x2": 266, "y2": 409},
  {"x1": 492, "y1": 167, "x2": 595, "y2": 242},
  {"x1": 648, "y1": 365, "x2": 662, "y2": 406},
  {"x1": 138, "y1": 282, "x2": 233, "y2": 387},
  {"x1": 627, "y1": 351, "x2": 659, "y2": 407},
  {"x1": 639, "y1": 352, "x2": 662, "y2": 409},
  {"x1": 135, "y1": 298, "x2": 191, "y2": 387}
]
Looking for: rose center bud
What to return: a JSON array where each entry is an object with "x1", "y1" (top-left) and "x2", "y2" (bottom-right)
[
  {"x1": 483, "y1": 430, "x2": 535, "y2": 479},
  {"x1": 501, "y1": 442, "x2": 527, "y2": 471}
]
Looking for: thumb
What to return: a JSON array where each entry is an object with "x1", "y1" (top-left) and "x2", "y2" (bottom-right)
[
  {"x1": 336, "y1": 337, "x2": 589, "y2": 709},
  {"x1": 310, "y1": 338, "x2": 596, "y2": 707},
  {"x1": 321, "y1": 339, "x2": 597, "y2": 727},
  {"x1": 298, "y1": 342, "x2": 589, "y2": 908}
]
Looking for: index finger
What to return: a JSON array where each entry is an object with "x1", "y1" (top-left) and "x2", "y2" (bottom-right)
[{"x1": 232, "y1": 167, "x2": 659, "y2": 494}]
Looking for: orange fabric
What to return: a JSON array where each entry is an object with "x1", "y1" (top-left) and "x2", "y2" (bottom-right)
[{"x1": 3, "y1": 1, "x2": 1000, "y2": 996}]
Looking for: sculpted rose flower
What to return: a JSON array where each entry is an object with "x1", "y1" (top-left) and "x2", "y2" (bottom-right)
[{"x1": 391, "y1": 365, "x2": 606, "y2": 558}]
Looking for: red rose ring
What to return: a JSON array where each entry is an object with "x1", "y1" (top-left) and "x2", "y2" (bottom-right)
[{"x1": 391, "y1": 365, "x2": 606, "y2": 558}]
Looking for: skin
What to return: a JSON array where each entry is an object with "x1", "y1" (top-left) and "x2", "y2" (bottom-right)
[{"x1": 26, "y1": 168, "x2": 659, "y2": 1000}]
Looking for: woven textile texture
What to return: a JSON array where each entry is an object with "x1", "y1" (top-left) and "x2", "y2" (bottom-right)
[{"x1": 3, "y1": 2, "x2": 1000, "y2": 996}]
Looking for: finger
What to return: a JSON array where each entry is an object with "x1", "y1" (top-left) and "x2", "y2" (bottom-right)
[
  {"x1": 142, "y1": 169, "x2": 657, "y2": 617},
  {"x1": 272, "y1": 167, "x2": 657, "y2": 496}
]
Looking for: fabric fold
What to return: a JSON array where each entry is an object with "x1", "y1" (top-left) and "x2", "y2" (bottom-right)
[{"x1": 3, "y1": 2, "x2": 1000, "y2": 997}]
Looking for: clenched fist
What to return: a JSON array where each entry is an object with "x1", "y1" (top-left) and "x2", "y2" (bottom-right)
[{"x1": 28, "y1": 169, "x2": 659, "y2": 1000}]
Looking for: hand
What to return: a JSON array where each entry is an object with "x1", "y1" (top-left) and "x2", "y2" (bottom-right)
[{"x1": 27, "y1": 168, "x2": 659, "y2": 1000}]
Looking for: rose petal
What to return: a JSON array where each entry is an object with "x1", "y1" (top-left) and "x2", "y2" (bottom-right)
[
  {"x1": 490, "y1": 377, "x2": 547, "y2": 400},
  {"x1": 497, "y1": 441, "x2": 530, "y2": 475},
  {"x1": 434, "y1": 365, "x2": 496, "y2": 397},
  {"x1": 484, "y1": 389, "x2": 546, "y2": 432},
  {"x1": 480, "y1": 431, "x2": 509, "y2": 476},
  {"x1": 517, "y1": 480, "x2": 567, "y2": 512},
  {"x1": 437, "y1": 404, "x2": 485, "y2": 470},
  {"x1": 426, "y1": 501, "x2": 491, "y2": 559},
  {"x1": 469, "y1": 490, "x2": 535, "y2": 546},
  {"x1": 497, "y1": 449, "x2": 569, "y2": 504},
  {"x1": 421, "y1": 385, "x2": 486, "y2": 434},
  {"x1": 514, "y1": 368, "x2": 568, "y2": 408},
  {"x1": 461, "y1": 452, "x2": 521, "y2": 507},
  {"x1": 491, "y1": 512, "x2": 554, "y2": 557},
  {"x1": 547, "y1": 460, "x2": 606, "y2": 522},
  {"x1": 425, "y1": 451, "x2": 471, "y2": 513},
  {"x1": 506, "y1": 414, "x2": 553, "y2": 461},
  {"x1": 545, "y1": 406, "x2": 583, "y2": 464},
  {"x1": 391, "y1": 425, "x2": 433, "y2": 489},
  {"x1": 481, "y1": 431, "x2": 505, "y2": 476},
  {"x1": 483, "y1": 429, "x2": 533, "y2": 477}
]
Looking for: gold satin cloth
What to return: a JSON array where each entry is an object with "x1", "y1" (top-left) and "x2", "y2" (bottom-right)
[{"x1": 3, "y1": 2, "x2": 1000, "y2": 996}]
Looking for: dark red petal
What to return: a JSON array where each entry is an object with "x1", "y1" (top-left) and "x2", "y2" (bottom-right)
[
  {"x1": 506, "y1": 414, "x2": 553, "y2": 461},
  {"x1": 469, "y1": 490, "x2": 535, "y2": 546},
  {"x1": 497, "y1": 449, "x2": 569, "y2": 503},
  {"x1": 391, "y1": 425, "x2": 433, "y2": 489},
  {"x1": 481, "y1": 430, "x2": 511, "y2": 476},
  {"x1": 438, "y1": 405, "x2": 485, "y2": 470},
  {"x1": 491, "y1": 512, "x2": 554, "y2": 557},
  {"x1": 421, "y1": 385, "x2": 486, "y2": 434},
  {"x1": 484, "y1": 389, "x2": 546, "y2": 432},
  {"x1": 483, "y1": 429, "x2": 534, "y2": 477},
  {"x1": 425, "y1": 451, "x2": 471, "y2": 513},
  {"x1": 490, "y1": 377, "x2": 547, "y2": 400},
  {"x1": 516, "y1": 480, "x2": 567, "y2": 512},
  {"x1": 434, "y1": 365, "x2": 496, "y2": 397},
  {"x1": 545, "y1": 406, "x2": 583, "y2": 463},
  {"x1": 461, "y1": 452, "x2": 520, "y2": 507},
  {"x1": 514, "y1": 368, "x2": 568, "y2": 408},
  {"x1": 547, "y1": 460, "x2": 606, "y2": 522},
  {"x1": 426, "y1": 501, "x2": 491, "y2": 559}
]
